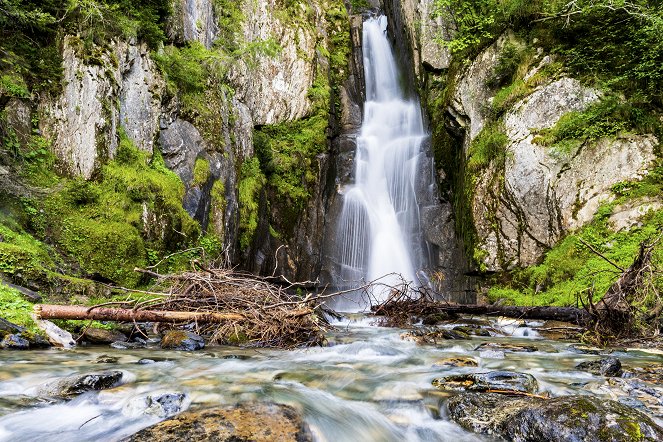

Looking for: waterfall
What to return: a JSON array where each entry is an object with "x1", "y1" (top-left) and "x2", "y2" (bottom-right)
[{"x1": 333, "y1": 15, "x2": 429, "y2": 310}]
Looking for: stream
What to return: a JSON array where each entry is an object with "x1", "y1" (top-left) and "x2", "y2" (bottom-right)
[{"x1": 1, "y1": 315, "x2": 662, "y2": 441}]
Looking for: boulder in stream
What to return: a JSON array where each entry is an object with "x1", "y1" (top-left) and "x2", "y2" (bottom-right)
[
  {"x1": 126, "y1": 402, "x2": 312, "y2": 441},
  {"x1": 433, "y1": 356, "x2": 479, "y2": 368},
  {"x1": 124, "y1": 392, "x2": 188, "y2": 418},
  {"x1": 576, "y1": 357, "x2": 623, "y2": 377},
  {"x1": 447, "y1": 393, "x2": 663, "y2": 441},
  {"x1": 433, "y1": 371, "x2": 538, "y2": 394},
  {"x1": 160, "y1": 330, "x2": 205, "y2": 351},
  {"x1": 38, "y1": 370, "x2": 124, "y2": 398}
]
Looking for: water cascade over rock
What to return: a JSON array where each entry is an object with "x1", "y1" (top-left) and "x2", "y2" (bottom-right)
[{"x1": 333, "y1": 16, "x2": 432, "y2": 309}]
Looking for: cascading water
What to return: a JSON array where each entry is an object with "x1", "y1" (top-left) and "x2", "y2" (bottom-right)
[{"x1": 334, "y1": 15, "x2": 430, "y2": 308}]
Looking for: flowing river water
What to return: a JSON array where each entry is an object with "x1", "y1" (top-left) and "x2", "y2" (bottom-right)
[{"x1": 1, "y1": 315, "x2": 662, "y2": 441}]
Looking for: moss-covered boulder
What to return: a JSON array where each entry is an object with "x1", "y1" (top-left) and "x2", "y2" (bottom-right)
[
  {"x1": 447, "y1": 393, "x2": 663, "y2": 441},
  {"x1": 127, "y1": 402, "x2": 312, "y2": 441}
]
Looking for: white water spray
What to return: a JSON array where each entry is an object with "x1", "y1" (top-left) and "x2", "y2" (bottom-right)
[{"x1": 335, "y1": 16, "x2": 429, "y2": 307}]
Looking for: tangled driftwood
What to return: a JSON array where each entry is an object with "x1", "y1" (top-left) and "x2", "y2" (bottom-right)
[{"x1": 36, "y1": 267, "x2": 333, "y2": 348}]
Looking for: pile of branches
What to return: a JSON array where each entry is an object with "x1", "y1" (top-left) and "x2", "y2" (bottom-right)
[
  {"x1": 581, "y1": 235, "x2": 663, "y2": 345},
  {"x1": 102, "y1": 267, "x2": 331, "y2": 348}
]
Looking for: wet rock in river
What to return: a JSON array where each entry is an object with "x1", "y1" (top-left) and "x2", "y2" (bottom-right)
[
  {"x1": 421, "y1": 312, "x2": 453, "y2": 325},
  {"x1": 401, "y1": 328, "x2": 470, "y2": 344},
  {"x1": 126, "y1": 402, "x2": 312, "y2": 441},
  {"x1": 453, "y1": 325, "x2": 491, "y2": 337},
  {"x1": 82, "y1": 327, "x2": 128, "y2": 344},
  {"x1": 160, "y1": 330, "x2": 205, "y2": 351},
  {"x1": 446, "y1": 393, "x2": 663, "y2": 441},
  {"x1": 576, "y1": 357, "x2": 623, "y2": 377},
  {"x1": 0, "y1": 333, "x2": 30, "y2": 350},
  {"x1": 124, "y1": 392, "x2": 188, "y2": 418},
  {"x1": 94, "y1": 355, "x2": 120, "y2": 364},
  {"x1": 39, "y1": 370, "x2": 124, "y2": 398},
  {"x1": 432, "y1": 371, "x2": 538, "y2": 394},
  {"x1": 433, "y1": 357, "x2": 479, "y2": 368},
  {"x1": 475, "y1": 342, "x2": 538, "y2": 353}
]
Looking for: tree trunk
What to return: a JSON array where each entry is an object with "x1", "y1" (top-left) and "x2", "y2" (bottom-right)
[{"x1": 34, "y1": 304, "x2": 246, "y2": 323}]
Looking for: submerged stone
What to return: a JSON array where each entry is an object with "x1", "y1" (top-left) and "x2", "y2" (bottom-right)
[
  {"x1": 126, "y1": 402, "x2": 312, "y2": 441},
  {"x1": 453, "y1": 325, "x2": 491, "y2": 337},
  {"x1": 160, "y1": 330, "x2": 205, "y2": 351},
  {"x1": 124, "y1": 392, "x2": 188, "y2": 418},
  {"x1": 94, "y1": 355, "x2": 120, "y2": 364},
  {"x1": 432, "y1": 371, "x2": 538, "y2": 394},
  {"x1": 576, "y1": 357, "x2": 623, "y2": 377}
]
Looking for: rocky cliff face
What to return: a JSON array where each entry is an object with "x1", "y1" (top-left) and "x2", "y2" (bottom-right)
[
  {"x1": 383, "y1": 0, "x2": 661, "y2": 285},
  {"x1": 0, "y1": 0, "x2": 351, "y2": 289}
]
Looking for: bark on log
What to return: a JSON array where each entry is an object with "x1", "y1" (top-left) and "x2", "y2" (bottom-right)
[{"x1": 34, "y1": 305, "x2": 246, "y2": 323}]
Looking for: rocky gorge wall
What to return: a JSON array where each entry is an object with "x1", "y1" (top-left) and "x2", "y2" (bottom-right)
[
  {"x1": 0, "y1": 0, "x2": 353, "y2": 293},
  {"x1": 382, "y1": 0, "x2": 662, "y2": 303}
]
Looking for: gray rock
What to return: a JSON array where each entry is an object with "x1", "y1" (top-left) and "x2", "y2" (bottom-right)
[
  {"x1": 160, "y1": 330, "x2": 204, "y2": 351},
  {"x1": 39, "y1": 371, "x2": 123, "y2": 398},
  {"x1": 126, "y1": 402, "x2": 312, "y2": 441},
  {"x1": 118, "y1": 41, "x2": 164, "y2": 154},
  {"x1": 446, "y1": 393, "x2": 663, "y2": 441},
  {"x1": 159, "y1": 118, "x2": 206, "y2": 187},
  {"x1": 0, "y1": 334, "x2": 30, "y2": 350},
  {"x1": 169, "y1": 0, "x2": 218, "y2": 49},
  {"x1": 0, "y1": 318, "x2": 24, "y2": 335},
  {"x1": 227, "y1": 0, "x2": 320, "y2": 125},
  {"x1": 41, "y1": 36, "x2": 120, "y2": 179},
  {"x1": 433, "y1": 371, "x2": 538, "y2": 394},
  {"x1": 576, "y1": 357, "x2": 623, "y2": 377}
]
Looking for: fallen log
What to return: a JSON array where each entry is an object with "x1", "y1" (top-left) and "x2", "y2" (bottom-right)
[
  {"x1": 34, "y1": 304, "x2": 246, "y2": 323},
  {"x1": 373, "y1": 301, "x2": 592, "y2": 326}
]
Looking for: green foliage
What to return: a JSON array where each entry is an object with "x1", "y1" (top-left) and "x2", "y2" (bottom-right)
[
  {"x1": 0, "y1": 282, "x2": 35, "y2": 329},
  {"x1": 0, "y1": 0, "x2": 171, "y2": 96},
  {"x1": 488, "y1": 188, "x2": 663, "y2": 307},
  {"x1": 486, "y1": 41, "x2": 525, "y2": 89},
  {"x1": 467, "y1": 121, "x2": 509, "y2": 172},
  {"x1": 534, "y1": 96, "x2": 661, "y2": 155},
  {"x1": 238, "y1": 157, "x2": 266, "y2": 251},
  {"x1": 432, "y1": 0, "x2": 538, "y2": 58}
]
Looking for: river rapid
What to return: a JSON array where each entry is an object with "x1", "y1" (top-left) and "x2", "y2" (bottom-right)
[{"x1": 1, "y1": 315, "x2": 662, "y2": 441}]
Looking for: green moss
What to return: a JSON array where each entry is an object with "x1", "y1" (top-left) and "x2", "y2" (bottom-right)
[
  {"x1": 0, "y1": 282, "x2": 36, "y2": 330},
  {"x1": 467, "y1": 121, "x2": 509, "y2": 172},
  {"x1": 192, "y1": 157, "x2": 211, "y2": 187},
  {"x1": 238, "y1": 157, "x2": 266, "y2": 251},
  {"x1": 533, "y1": 96, "x2": 661, "y2": 155}
]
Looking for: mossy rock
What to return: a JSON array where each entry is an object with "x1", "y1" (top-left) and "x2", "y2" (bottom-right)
[
  {"x1": 447, "y1": 393, "x2": 663, "y2": 441},
  {"x1": 127, "y1": 402, "x2": 312, "y2": 442}
]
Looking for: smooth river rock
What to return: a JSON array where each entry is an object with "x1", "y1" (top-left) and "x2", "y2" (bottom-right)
[
  {"x1": 160, "y1": 330, "x2": 205, "y2": 351},
  {"x1": 126, "y1": 402, "x2": 313, "y2": 442},
  {"x1": 38, "y1": 371, "x2": 124, "y2": 399},
  {"x1": 576, "y1": 357, "x2": 623, "y2": 377}
]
